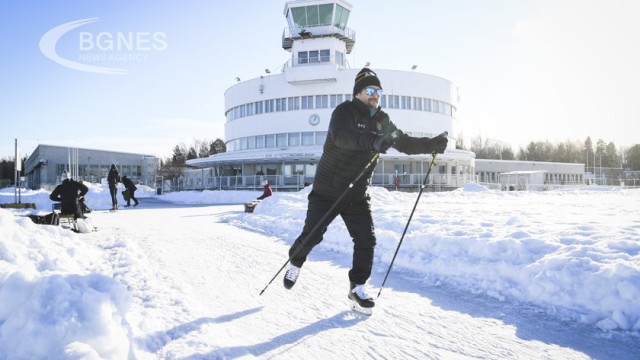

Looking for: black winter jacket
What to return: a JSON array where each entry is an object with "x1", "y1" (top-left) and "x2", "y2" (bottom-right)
[
  {"x1": 107, "y1": 168, "x2": 120, "y2": 187},
  {"x1": 49, "y1": 179, "x2": 89, "y2": 205},
  {"x1": 312, "y1": 99, "x2": 433, "y2": 200},
  {"x1": 122, "y1": 177, "x2": 137, "y2": 191}
]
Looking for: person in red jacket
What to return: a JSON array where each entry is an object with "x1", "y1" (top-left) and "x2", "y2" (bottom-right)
[{"x1": 257, "y1": 180, "x2": 272, "y2": 200}]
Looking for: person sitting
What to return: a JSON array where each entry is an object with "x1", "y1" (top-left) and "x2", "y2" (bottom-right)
[
  {"x1": 257, "y1": 179, "x2": 273, "y2": 200},
  {"x1": 49, "y1": 172, "x2": 89, "y2": 220}
]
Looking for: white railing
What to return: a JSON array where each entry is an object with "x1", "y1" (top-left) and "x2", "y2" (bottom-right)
[{"x1": 174, "y1": 172, "x2": 467, "y2": 193}]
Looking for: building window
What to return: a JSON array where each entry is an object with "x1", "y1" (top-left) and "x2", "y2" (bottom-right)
[
  {"x1": 320, "y1": 49, "x2": 330, "y2": 62},
  {"x1": 298, "y1": 51, "x2": 308, "y2": 64},
  {"x1": 265, "y1": 134, "x2": 275, "y2": 148},
  {"x1": 401, "y1": 96, "x2": 409, "y2": 109},
  {"x1": 265, "y1": 99, "x2": 274, "y2": 113},
  {"x1": 330, "y1": 94, "x2": 343, "y2": 108},
  {"x1": 255, "y1": 101, "x2": 263, "y2": 114},
  {"x1": 288, "y1": 97, "x2": 300, "y2": 110},
  {"x1": 256, "y1": 135, "x2": 264, "y2": 148},
  {"x1": 413, "y1": 97, "x2": 422, "y2": 111},
  {"x1": 276, "y1": 98, "x2": 286, "y2": 112},
  {"x1": 301, "y1": 95, "x2": 313, "y2": 109},
  {"x1": 315, "y1": 95, "x2": 328, "y2": 108},
  {"x1": 335, "y1": 51, "x2": 344, "y2": 66},
  {"x1": 276, "y1": 133, "x2": 287, "y2": 147},
  {"x1": 316, "y1": 131, "x2": 327, "y2": 146},
  {"x1": 291, "y1": 4, "x2": 334, "y2": 27},
  {"x1": 333, "y1": 4, "x2": 350, "y2": 29},
  {"x1": 302, "y1": 132, "x2": 314, "y2": 145},
  {"x1": 288, "y1": 133, "x2": 300, "y2": 146},
  {"x1": 309, "y1": 50, "x2": 319, "y2": 63}
]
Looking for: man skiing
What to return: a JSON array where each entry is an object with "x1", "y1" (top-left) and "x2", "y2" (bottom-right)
[{"x1": 283, "y1": 68, "x2": 448, "y2": 312}]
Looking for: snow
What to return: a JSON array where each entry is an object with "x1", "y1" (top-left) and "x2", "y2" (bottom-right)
[{"x1": 1, "y1": 183, "x2": 639, "y2": 359}]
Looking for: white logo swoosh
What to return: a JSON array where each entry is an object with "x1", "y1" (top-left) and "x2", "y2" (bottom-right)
[{"x1": 39, "y1": 18, "x2": 128, "y2": 75}]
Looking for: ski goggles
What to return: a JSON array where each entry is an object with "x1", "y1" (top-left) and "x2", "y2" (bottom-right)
[{"x1": 364, "y1": 87, "x2": 383, "y2": 97}]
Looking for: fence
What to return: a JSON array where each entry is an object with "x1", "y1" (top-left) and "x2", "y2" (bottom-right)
[{"x1": 172, "y1": 172, "x2": 464, "y2": 193}]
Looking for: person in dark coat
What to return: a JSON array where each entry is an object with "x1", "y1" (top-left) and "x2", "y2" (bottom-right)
[
  {"x1": 49, "y1": 172, "x2": 89, "y2": 220},
  {"x1": 282, "y1": 68, "x2": 448, "y2": 310},
  {"x1": 257, "y1": 179, "x2": 273, "y2": 200},
  {"x1": 107, "y1": 164, "x2": 120, "y2": 210},
  {"x1": 121, "y1": 175, "x2": 139, "y2": 207}
]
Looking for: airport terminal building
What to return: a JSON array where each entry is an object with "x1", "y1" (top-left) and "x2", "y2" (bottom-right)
[{"x1": 184, "y1": 0, "x2": 475, "y2": 192}]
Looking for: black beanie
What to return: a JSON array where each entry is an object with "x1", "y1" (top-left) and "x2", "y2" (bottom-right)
[{"x1": 353, "y1": 68, "x2": 382, "y2": 95}]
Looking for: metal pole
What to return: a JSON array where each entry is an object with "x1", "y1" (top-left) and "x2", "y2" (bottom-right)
[
  {"x1": 378, "y1": 152, "x2": 439, "y2": 298},
  {"x1": 14, "y1": 139, "x2": 18, "y2": 203}
]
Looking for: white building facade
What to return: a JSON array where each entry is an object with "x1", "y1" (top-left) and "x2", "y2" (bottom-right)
[
  {"x1": 24, "y1": 144, "x2": 161, "y2": 190},
  {"x1": 185, "y1": 0, "x2": 474, "y2": 191}
]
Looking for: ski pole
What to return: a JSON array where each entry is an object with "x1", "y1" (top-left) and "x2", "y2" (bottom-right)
[
  {"x1": 377, "y1": 149, "x2": 441, "y2": 298},
  {"x1": 260, "y1": 152, "x2": 381, "y2": 295}
]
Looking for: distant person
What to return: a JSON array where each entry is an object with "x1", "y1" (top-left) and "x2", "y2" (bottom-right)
[
  {"x1": 107, "y1": 164, "x2": 120, "y2": 210},
  {"x1": 257, "y1": 179, "x2": 273, "y2": 200},
  {"x1": 49, "y1": 171, "x2": 89, "y2": 220},
  {"x1": 121, "y1": 175, "x2": 139, "y2": 207}
]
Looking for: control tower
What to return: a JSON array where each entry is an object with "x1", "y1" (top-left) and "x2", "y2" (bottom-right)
[{"x1": 281, "y1": 0, "x2": 355, "y2": 84}]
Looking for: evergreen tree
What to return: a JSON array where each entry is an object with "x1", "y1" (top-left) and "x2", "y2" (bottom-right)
[
  {"x1": 625, "y1": 144, "x2": 640, "y2": 170},
  {"x1": 209, "y1": 138, "x2": 226, "y2": 155},
  {"x1": 187, "y1": 146, "x2": 197, "y2": 160},
  {"x1": 171, "y1": 144, "x2": 187, "y2": 166}
]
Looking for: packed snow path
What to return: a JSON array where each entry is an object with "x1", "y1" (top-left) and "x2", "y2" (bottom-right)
[{"x1": 83, "y1": 198, "x2": 638, "y2": 360}]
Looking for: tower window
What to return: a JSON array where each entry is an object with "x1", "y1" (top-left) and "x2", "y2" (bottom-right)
[
  {"x1": 320, "y1": 49, "x2": 330, "y2": 62},
  {"x1": 309, "y1": 50, "x2": 319, "y2": 63},
  {"x1": 298, "y1": 52, "x2": 308, "y2": 64},
  {"x1": 333, "y1": 5, "x2": 350, "y2": 30},
  {"x1": 291, "y1": 4, "x2": 335, "y2": 28}
]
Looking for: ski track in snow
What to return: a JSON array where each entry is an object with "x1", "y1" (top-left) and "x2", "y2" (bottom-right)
[{"x1": 82, "y1": 199, "x2": 638, "y2": 360}]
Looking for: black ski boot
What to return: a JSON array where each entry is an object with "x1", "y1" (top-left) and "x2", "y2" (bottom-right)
[
  {"x1": 348, "y1": 282, "x2": 374, "y2": 315},
  {"x1": 283, "y1": 263, "x2": 300, "y2": 289}
]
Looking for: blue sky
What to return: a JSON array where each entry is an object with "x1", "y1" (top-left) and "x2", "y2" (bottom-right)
[{"x1": 1, "y1": 0, "x2": 639, "y2": 160}]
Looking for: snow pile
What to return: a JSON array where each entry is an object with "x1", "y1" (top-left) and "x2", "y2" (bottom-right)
[
  {"x1": 0, "y1": 210, "x2": 131, "y2": 359},
  {"x1": 244, "y1": 186, "x2": 640, "y2": 332}
]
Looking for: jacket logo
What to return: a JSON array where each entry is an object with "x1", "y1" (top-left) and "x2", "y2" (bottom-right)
[{"x1": 357, "y1": 123, "x2": 366, "y2": 129}]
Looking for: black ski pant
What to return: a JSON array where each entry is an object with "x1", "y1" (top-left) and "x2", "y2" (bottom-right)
[
  {"x1": 60, "y1": 201, "x2": 83, "y2": 220},
  {"x1": 288, "y1": 190, "x2": 376, "y2": 285},
  {"x1": 109, "y1": 184, "x2": 118, "y2": 208},
  {"x1": 126, "y1": 189, "x2": 139, "y2": 206}
]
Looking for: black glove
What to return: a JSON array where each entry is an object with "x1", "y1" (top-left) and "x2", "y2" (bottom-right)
[
  {"x1": 373, "y1": 132, "x2": 398, "y2": 154},
  {"x1": 422, "y1": 133, "x2": 448, "y2": 154}
]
